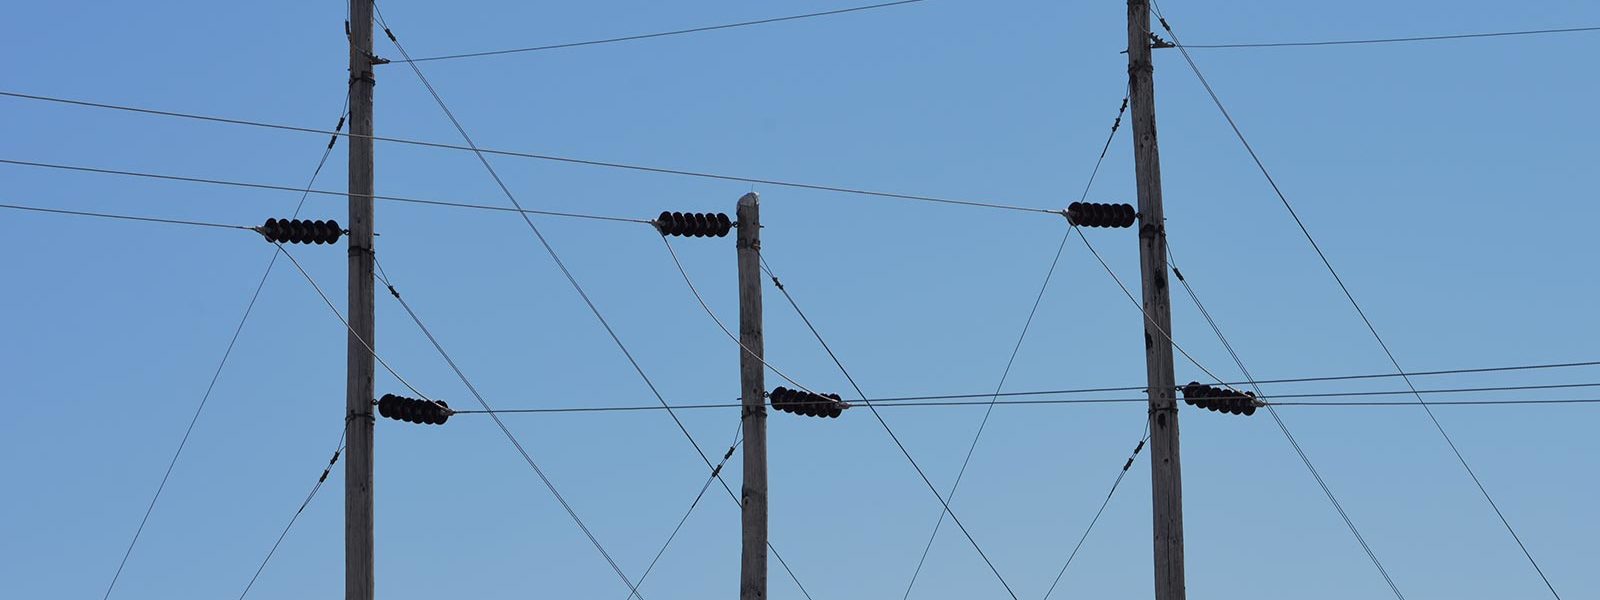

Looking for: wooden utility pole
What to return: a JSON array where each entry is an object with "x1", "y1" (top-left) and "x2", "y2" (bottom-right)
[
  {"x1": 735, "y1": 192, "x2": 767, "y2": 600},
  {"x1": 1126, "y1": 1, "x2": 1186, "y2": 599},
  {"x1": 345, "y1": 1, "x2": 376, "y2": 599}
]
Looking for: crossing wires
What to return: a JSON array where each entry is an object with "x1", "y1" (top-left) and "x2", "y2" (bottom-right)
[
  {"x1": 97, "y1": 99, "x2": 347, "y2": 600},
  {"x1": 0, "y1": 90, "x2": 1055, "y2": 215},
  {"x1": 369, "y1": 258, "x2": 644, "y2": 596},
  {"x1": 756, "y1": 256, "x2": 1023, "y2": 600},
  {"x1": 1163, "y1": 241, "x2": 1406, "y2": 600},
  {"x1": 901, "y1": 87, "x2": 1128, "y2": 600},
  {"x1": 371, "y1": 7, "x2": 817, "y2": 595},
  {"x1": 1149, "y1": 3, "x2": 1563, "y2": 596}
]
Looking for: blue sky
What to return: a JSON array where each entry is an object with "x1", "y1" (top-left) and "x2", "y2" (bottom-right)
[{"x1": 2, "y1": 1, "x2": 1598, "y2": 599}]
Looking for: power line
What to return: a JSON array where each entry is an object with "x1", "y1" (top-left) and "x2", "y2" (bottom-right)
[
  {"x1": 3, "y1": 202, "x2": 253, "y2": 231},
  {"x1": 1165, "y1": 242, "x2": 1406, "y2": 600},
  {"x1": 1150, "y1": 4, "x2": 1562, "y2": 596},
  {"x1": 451, "y1": 393, "x2": 1600, "y2": 415},
  {"x1": 1181, "y1": 25, "x2": 1600, "y2": 49},
  {"x1": 1041, "y1": 420, "x2": 1150, "y2": 600},
  {"x1": 660, "y1": 236, "x2": 817, "y2": 392},
  {"x1": 623, "y1": 424, "x2": 743, "y2": 600},
  {"x1": 370, "y1": 260, "x2": 642, "y2": 596},
  {"x1": 237, "y1": 430, "x2": 346, "y2": 600},
  {"x1": 0, "y1": 90, "x2": 1055, "y2": 215},
  {"x1": 0, "y1": 158, "x2": 652, "y2": 224},
  {"x1": 898, "y1": 228, "x2": 1071, "y2": 599},
  {"x1": 757, "y1": 256, "x2": 1023, "y2": 600},
  {"x1": 273, "y1": 244, "x2": 433, "y2": 402},
  {"x1": 372, "y1": 11, "x2": 818, "y2": 596},
  {"x1": 903, "y1": 88, "x2": 1126, "y2": 599},
  {"x1": 98, "y1": 101, "x2": 346, "y2": 600},
  {"x1": 395, "y1": 0, "x2": 929, "y2": 63}
]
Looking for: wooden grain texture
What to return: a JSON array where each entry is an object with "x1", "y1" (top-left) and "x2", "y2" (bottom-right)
[
  {"x1": 736, "y1": 193, "x2": 767, "y2": 600},
  {"x1": 1126, "y1": 1, "x2": 1187, "y2": 599},
  {"x1": 345, "y1": 2, "x2": 376, "y2": 599}
]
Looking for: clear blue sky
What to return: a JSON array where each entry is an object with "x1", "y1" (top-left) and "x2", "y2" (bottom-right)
[{"x1": 2, "y1": 1, "x2": 1597, "y2": 598}]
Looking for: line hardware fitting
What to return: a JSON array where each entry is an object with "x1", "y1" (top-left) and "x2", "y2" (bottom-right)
[
  {"x1": 770, "y1": 387, "x2": 852, "y2": 418},
  {"x1": 377, "y1": 393, "x2": 453, "y2": 426},
  {"x1": 655, "y1": 211, "x2": 733, "y2": 237},
  {"x1": 256, "y1": 218, "x2": 343, "y2": 245},
  {"x1": 1065, "y1": 202, "x2": 1137, "y2": 228},
  {"x1": 1181, "y1": 382, "x2": 1262, "y2": 416}
]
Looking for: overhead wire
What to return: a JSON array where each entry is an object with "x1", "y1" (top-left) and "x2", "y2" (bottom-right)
[
  {"x1": 622, "y1": 423, "x2": 743, "y2": 600},
  {"x1": 901, "y1": 87, "x2": 1127, "y2": 600},
  {"x1": 370, "y1": 258, "x2": 642, "y2": 595},
  {"x1": 395, "y1": 0, "x2": 929, "y2": 63},
  {"x1": 451, "y1": 393, "x2": 1600, "y2": 415},
  {"x1": 1164, "y1": 241, "x2": 1406, "y2": 600},
  {"x1": 1180, "y1": 25, "x2": 1600, "y2": 49},
  {"x1": 2, "y1": 202, "x2": 255, "y2": 231},
  {"x1": 237, "y1": 429, "x2": 347, "y2": 600},
  {"x1": 1149, "y1": 3, "x2": 1562, "y2": 596},
  {"x1": 0, "y1": 158, "x2": 652, "y2": 224},
  {"x1": 757, "y1": 256, "x2": 1023, "y2": 600},
  {"x1": 1041, "y1": 420, "x2": 1151, "y2": 600},
  {"x1": 0, "y1": 90, "x2": 1055, "y2": 215},
  {"x1": 371, "y1": 9, "x2": 816, "y2": 595},
  {"x1": 659, "y1": 236, "x2": 817, "y2": 393},
  {"x1": 97, "y1": 99, "x2": 347, "y2": 600},
  {"x1": 273, "y1": 243, "x2": 432, "y2": 401}
]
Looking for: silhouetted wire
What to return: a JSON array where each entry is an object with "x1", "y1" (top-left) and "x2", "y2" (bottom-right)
[
  {"x1": 238, "y1": 429, "x2": 347, "y2": 600},
  {"x1": 661, "y1": 236, "x2": 817, "y2": 392},
  {"x1": 372, "y1": 10, "x2": 815, "y2": 595},
  {"x1": 274, "y1": 244, "x2": 431, "y2": 400},
  {"x1": 1165, "y1": 242, "x2": 1405, "y2": 600},
  {"x1": 370, "y1": 260, "x2": 641, "y2": 595},
  {"x1": 1150, "y1": 4, "x2": 1561, "y2": 596},
  {"x1": 1181, "y1": 25, "x2": 1600, "y2": 49},
  {"x1": 1041, "y1": 420, "x2": 1151, "y2": 600},
  {"x1": 0, "y1": 90, "x2": 1052, "y2": 215},
  {"x1": 99, "y1": 99, "x2": 347, "y2": 600},
  {"x1": 758, "y1": 256, "x2": 1022, "y2": 600},
  {"x1": 397, "y1": 0, "x2": 929, "y2": 63},
  {"x1": 1, "y1": 203, "x2": 254, "y2": 231},
  {"x1": 898, "y1": 228, "x2": 1070, "y2": 599},
  {"x1": 902, "y1": 86, "x2": 1128, "y2": 598},
  {"x1": 1074, "y1": 227, "x2": 1248, "y2": 390},
  {"x1": 451, "y1": 394, "x2": 1600, "y2": 415},
  {"x1": 624, "y1": 423, "x2": 743, "y2": 600},
  {"x1": 0, "y1": 158, "x2": 650, "y2": 224}
]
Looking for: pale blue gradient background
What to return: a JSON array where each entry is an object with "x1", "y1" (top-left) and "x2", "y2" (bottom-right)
[{"x1": 2, "y1": 1, "x2": 1597, "y2": 599}]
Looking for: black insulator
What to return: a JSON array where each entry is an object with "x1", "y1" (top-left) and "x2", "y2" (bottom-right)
[
  {"x1": 769, "y1": 386, "x2": 849, "y2": 419},
  {"x1": 260, "y1": 217, "x2": 343, "y2": 244},
  {"x1": 376, "y1": 393, "x2": 451, "y2": 425},
  {"x1": 656, "y1": 211, "x2": 733, "y2": 238},
  {"x1": 1180, "y1": 382, "x2": 1257, "y2": 417},
  {"x1": 1066, "y1": 202, "x2": 1137, "y2": 228}
]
